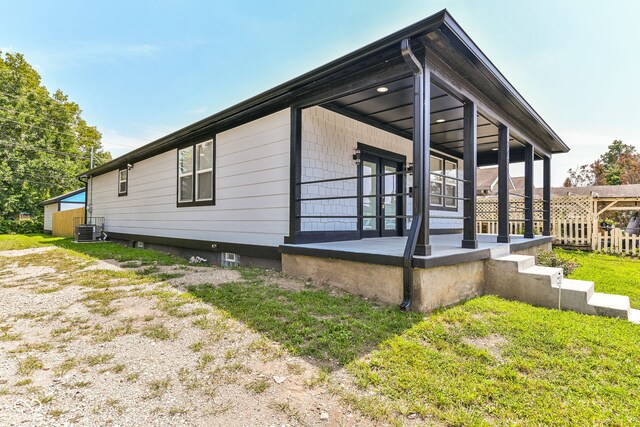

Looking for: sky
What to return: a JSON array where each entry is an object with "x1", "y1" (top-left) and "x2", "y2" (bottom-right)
[{"x1": 1, "y1": 0, "x2": 639, "y2": 186}]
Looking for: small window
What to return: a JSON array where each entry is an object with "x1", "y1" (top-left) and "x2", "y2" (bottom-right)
[
  {"x1": 429, "y1": 155, "x2": 458, "y2": 209},
  {"x1": 118, "y1": 168, "x2": 128, "y2": 196},
  {"x1": 429, "y1": 156, "x2": 443, "y2": 206},
  {"x1": 178, "y1": 138, "x2": 215, "y2": 207}
]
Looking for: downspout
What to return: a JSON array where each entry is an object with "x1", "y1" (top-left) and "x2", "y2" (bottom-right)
[
  {"x1": 78, "y1": 176, "x2": 88, "y2": 224},
  {"x1": 400, "y1": 38, "x2": 423, "y2": 311}
]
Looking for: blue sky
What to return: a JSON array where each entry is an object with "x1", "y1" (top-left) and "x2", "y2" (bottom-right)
[{"x1": 1, "y1": 0, "x2": 639, "y2": 185}]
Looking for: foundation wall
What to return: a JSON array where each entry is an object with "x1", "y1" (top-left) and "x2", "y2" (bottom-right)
[
  {"x1": 412, "y1": 260, "x2": 485, "y2": 312},
  {"x1": 281, "y1": 254, "x2": 404, "y2": 305}
]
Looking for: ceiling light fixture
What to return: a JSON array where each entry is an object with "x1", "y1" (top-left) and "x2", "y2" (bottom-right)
[
  {"x1": 376, "y1": 87, "x2": 389, "y2": 93},
  {"x1": 435, "y1": 119, "x2": 446, "y2": 123},
  {"x1": 491, "y1": 148, "x2": 499, "y2": 151}
]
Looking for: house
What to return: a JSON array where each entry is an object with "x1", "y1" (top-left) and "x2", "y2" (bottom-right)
[
  {"x1": 79, "y1": 10, "x2": 636, "y2": 320},
  {"x1": 40, "y1": 188, "x2": 86, "y2": 233},
  {"x1": 477, "y1": 166, "x2": 527, "y2": 196}
]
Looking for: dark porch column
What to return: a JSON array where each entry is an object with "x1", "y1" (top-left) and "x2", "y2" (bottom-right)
[
  {"x1": 413, "y1": 56, "x2": 431, "y2": 256},
  {"x1": 524, "y1": 143, "x2": 535, "y2": 238},
  {"x1": 462, "y1": 101, "x2": 478, "y2": 249},
  {"x1": 285, "y1": 106, "x2": 302, "y2": 243},
  {"x1": 497, "y1": 125, "x2": 510, "y2": 243},
  {"x1": 543, "y1": 155, "x2": 551, "y2": 236}
]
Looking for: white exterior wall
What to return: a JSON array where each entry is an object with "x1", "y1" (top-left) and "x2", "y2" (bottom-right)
[
  {"x1": 301, "y1": 106, "x2": 463, "y2": 232},
  {"x1": 43, "y1": 203, "x2": 58, "y2": 231},
  {"x1": 90, "y1": 109, "x2": 290, "y2": 247},
  {"x1": 60, "y1": 202, "x2": 83, "y2": 211}
]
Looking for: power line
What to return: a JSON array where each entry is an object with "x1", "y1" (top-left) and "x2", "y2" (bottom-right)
[
  {"x1": 0, "y1": 89, "x2": 67, "y2": 104},
  {"x1": 0, "y1": 105, "x2": 76, "y2": 128},
  {"x1": 0, "y1": 116, "x2": 81, "y2": 140},
  {"x1": 1, "y1": 107, "x2": 146, "y2": 150},
  {"x1": 0, "y1": 139, "x2": 91, "y2": 159}
]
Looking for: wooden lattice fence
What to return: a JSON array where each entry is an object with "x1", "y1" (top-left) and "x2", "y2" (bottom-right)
[{"x1": 476, "y1": 195, "x2": 594, "y2": 247}]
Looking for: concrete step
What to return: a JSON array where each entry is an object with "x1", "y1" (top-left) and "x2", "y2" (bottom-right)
[
  {"x1": 587, "y1": 292, "x2": 631, "y2": 319},
  {"x1": 629, "y1": 309, "x2": 640, "y2": 324},
  {"x1": 556, "y1": 278, "x2": 595, "y2": 300},
  {"x1": 521, "y1": 265, "x2": 564, "y2": 287},
  {"x1": 492, "y1": 254, "x2": 536, "y2": 271}
]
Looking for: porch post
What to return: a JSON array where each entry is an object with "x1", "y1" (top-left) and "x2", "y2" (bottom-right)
[
  {"x1": 412, "y1": 54, "x2": 431, "y2": 256},
  {"x1": 542, "y1": 155, "x2": 551, "y2": 236},
  {"x1": 524, "y1": 143, "x2": 535, "y2": 238},
  {"x1": 497, "y1": 125, "x2": 510, "y2": 243},
  {"x1": 462, "y1": 101, "x2": 478, "y2": 249},
  {"x1": 285, "y1": 106, "x2": 302, "y2": 243}
]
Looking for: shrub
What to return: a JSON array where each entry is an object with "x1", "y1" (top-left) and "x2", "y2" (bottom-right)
[
  {"x1": 536, "y1": 251, "x2": 579, "y2": 276},
  {"x1": 0, "y1": 219, "x2": 44, "y2": 234}
]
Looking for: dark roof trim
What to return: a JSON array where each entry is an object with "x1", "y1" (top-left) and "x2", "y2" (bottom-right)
[
  {"x1": 40, "y1": 188, "x2": 86, "y2": 206},
  {"x1": 437, "y1": 14, "x2": 568, "y2": 153},
  {"x1": 83, "y1": 9, "x2": 566, "y2": 178}
]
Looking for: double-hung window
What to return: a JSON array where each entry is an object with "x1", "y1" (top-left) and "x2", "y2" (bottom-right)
[
  {"x1": 178, "y1": 139, "x2": 215, "y2": 206},
  {"x1": 118, "y1": 168, "x2": 128, "y2": 196},
  {"x1": 429, "y1": 154, "x2": 458, "y2": 210}
]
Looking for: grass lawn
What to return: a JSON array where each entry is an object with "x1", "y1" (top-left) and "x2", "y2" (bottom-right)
[
  {"x1": 0, "y1": 233, "x2": 185, "y2": 265},
  {"x1": 555, "y1": 248, "x2": 640, "y2": 308},
  {"x1": 2, "y1": 233, "x2": 639, "y2": 425}
]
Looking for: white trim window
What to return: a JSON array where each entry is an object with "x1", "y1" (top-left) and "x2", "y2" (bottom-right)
[
  {"x1": 444, "y1": 160, "x2": 458, "y2": 208},
  {"x1": 195, "y1": 141, "x2": 213, "y2": 201},
  {"x1": 118, "y1": 168, "x2": 128, "y2": 196},
  {"x1": 178, "y1": 147, "x2": 194, "y2": 203},
  {"x1": 429, "y1": 156, "x2": 443, "y2": 206},
  {"x1": 178, "y1": 138, "x2": 215, "y2": 206}
]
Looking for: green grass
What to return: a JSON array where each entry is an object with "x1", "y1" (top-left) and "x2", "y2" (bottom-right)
[
  {"x1": 0, "y1": 233, "x2": 186, "y2": 265},
  {"x1": 0, "y1": 233, "x2": 65, "y2": 251},
  {"x1": 555, "y1": 248, "x2": 640, "y2": 308},
  {"x1": 188, "y1": 269, "x2": 423, "y2": 367},
  {"x1": 348, "y1": 296, "x2": 640, "y2": 426}
]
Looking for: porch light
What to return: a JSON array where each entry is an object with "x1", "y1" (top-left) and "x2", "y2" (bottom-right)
[
  {"x1": 376, "y1": 86, "x2": 389, "y2": 93},
  {"x1": 353, "y1": 148, "x2": 361, "y2": 165},
  {"x1": 492, "y1": 148, "x2": 499, "y2": 151},
  {"x1": 435, "y1": 119, "x2": 446, "y2": 123}
]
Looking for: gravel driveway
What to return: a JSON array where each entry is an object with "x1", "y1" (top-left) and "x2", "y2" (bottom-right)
[{"x1": 0, "y1": 246, "x2": 375, "y2": 426}]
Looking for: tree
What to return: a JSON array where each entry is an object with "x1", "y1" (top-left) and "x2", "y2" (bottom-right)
[
  {"x1": 0, "y1": 51, "x2": 111, "y2": 218},
  {"x1": 564, "y1": 140, "x2": 640, "y2": 187}
]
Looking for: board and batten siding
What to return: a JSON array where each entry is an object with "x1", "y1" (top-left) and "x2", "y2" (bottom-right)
[
  {"x1": 90, "y1": 109, "x2": 291, "y2": 247},
  {"x1": 301, "y1": 106, "x2": 463, "y2": 232}
]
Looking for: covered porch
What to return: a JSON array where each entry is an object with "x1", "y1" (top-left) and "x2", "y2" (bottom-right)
[{"x1": 280, "y1": 11, "x2": 569, "y2": 310}]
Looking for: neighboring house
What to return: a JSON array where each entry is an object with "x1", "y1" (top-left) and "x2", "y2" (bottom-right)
[
  {"x1": 80, "y1": 10, "x2": 638, "y2": 320},
  {"x1": 40, "y1": 188, "x2": 86, "y2": 233},
  {"x1": 476, "y1": 166, "x2": 527, "y2": 196},
  {"x1": 534, "y1": 184, "x2": 640, "y2": 198}
]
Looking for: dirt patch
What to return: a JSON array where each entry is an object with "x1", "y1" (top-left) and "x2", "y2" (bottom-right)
[
  {"x1": 461, "y1": 333, "x2": 508, "y2": 361},
  {"x1": 0, "y1": 247, "x2": 376, "y2": 426},
  {"x1": 0, "y1": 246, "x2": 57, "y2": 258}
]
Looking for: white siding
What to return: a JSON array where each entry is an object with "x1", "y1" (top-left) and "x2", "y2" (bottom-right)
[
  {"x1": 90, "y1": 109, "x2": 291, "y2": 247},
  {"x1": 60, "y1": 202, "x2": 83, "y2": 211},
  {"x1": 43, "y1": 203, "x2": 58, "y2": 231},
  {"x1": 301, "y1": 106, "x2": 463, "y2": 232}
]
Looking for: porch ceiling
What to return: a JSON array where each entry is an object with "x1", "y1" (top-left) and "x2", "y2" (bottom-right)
[{"x1": 324, "y1": 78, "x2": 531, "y2": 163}]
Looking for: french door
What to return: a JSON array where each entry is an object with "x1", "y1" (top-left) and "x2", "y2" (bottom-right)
[{"x1": 359, "y1": 152, "x2": 404, "y2": 238}]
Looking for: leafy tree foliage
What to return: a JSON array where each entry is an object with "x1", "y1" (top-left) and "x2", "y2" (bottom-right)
[
  {"x1": 565, "y1": 140, "x2": 640, "y2": 187},
  {"x1": 0, "y1": 52, "x2": 111, "y2": 218}
]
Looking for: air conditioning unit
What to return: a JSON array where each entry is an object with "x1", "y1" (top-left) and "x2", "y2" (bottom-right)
[{"x1": 75, "y1": 224, "x2": 100, "y2": 242}]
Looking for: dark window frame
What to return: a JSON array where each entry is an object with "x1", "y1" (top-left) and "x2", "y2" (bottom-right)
[
  {"x1": 176, "y1": 135, "x2": 216, "y2": 208},
  {"x1": 429, "y1": 152, "x2": 459, "y2": 212},
  {"x1": 118, "y1": 168, "x2": 128, "y2": 197}
]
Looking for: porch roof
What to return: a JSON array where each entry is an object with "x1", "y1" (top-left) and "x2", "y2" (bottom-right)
[{"x1": 83, "y1": 9, "x2": 568, "y2": 178}]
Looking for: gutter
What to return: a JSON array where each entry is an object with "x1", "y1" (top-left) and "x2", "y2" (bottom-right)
[{"x1": 399, "y1": 38, "x2": 423, "y2": 311}]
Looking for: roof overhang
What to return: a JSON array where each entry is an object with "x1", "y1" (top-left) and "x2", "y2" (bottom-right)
[{"x1": 82, "y1": 9, "x2": 568, "y2": 178}]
